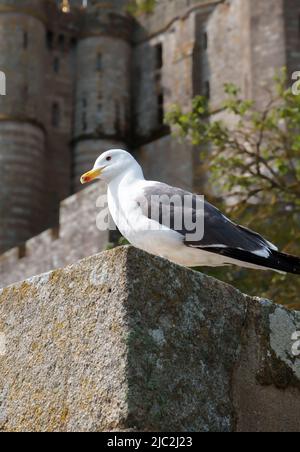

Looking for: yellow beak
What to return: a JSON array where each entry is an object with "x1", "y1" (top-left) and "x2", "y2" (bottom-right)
[{"x1": 80, "y1": 167, "x2": 103, "y2": 185}]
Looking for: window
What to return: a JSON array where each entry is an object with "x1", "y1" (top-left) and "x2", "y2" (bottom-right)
[
  {"x1": 203, "y1": 32, "x2": 208, "y2": 50},
  {"x1": 155, "y1": 43, "x2": 163, "y2": 70},
  {"x1": 82, "y1": 112, "x2": 87, "y2": 131},
  {"x1": 52, "y1": 102, "x2": 61, "y2": 128},
  {"x1": 204, "y1": 80, "x2": 210, "y2": 100},
  {"x1": 70, "y1": 37, "x2": 77, "y2": 48},
  {"x1": 22, "y1": 84, "x2": 29, "y2": 102},
  {"x1": 23, "y1": 31, "x2": 28, "y2": 49},
  {"x1": 82, "y1": 98, "x2": 87, "y2": 109},
  {"x1": 96, "y1": 53, "x2": 102, "y2": 71},
  {"x1": 53, "y1": 57, "x2": 60, "y2": 73},
  {"x1": 157, "y1": 92, "x2": 164, "y2": 125},
  {"x1": 46, "y1": 30, "x2": 54, "y2": 50},
  {"x1": 58, "y1": 34, "x2": 65, "y2": 51}
]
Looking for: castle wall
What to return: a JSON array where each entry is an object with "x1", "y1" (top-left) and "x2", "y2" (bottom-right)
[
  {"x1": 0, "y1": 183, "x2": 109, "y2": 289},
  {"x1": 206, "y1": 0, "x2": 286, "y2": 109},
  {"x1": 138, "y1": 135, "x2": 194, "y2": 192},
  {"x1": 44, "y1": 2, "x2": 80, "y2": 205},
  {"x1": 283, "y1": 0, "x2": 300, "y2": 77},
  {"x1": 133, "y1": 2, "x2": 216, "y2": 193},
  {"x1": 0, "y1": 123, "x2": 46, "y2": 253},
  {"x1": 247, "y1": 0, "x2": 286, "y2": 106},
  {"x1": 73, "y1": 35, "x2": 131, "y2": 189},
  {"x1": 0, "y1": 1, "x2": 48, "y2": 253},
  {"x1": 74, "y1": 36, "x2": 131, "y2": 140},
  {"x1": 0, "y1": 9, "x2": 46, "y2": 121},
  {"x1": 205, "y1": 0, "x2": 251, "y2": 108},
  {"x1": 133, "y1": 0, "x2": 221, "y2": 42},
  {"x1": 72, "y1": 1, "x2": 132, "y2": 191}
]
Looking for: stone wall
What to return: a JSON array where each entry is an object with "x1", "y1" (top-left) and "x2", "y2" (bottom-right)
[
  {"x1": 0, "y1": 183, "x2": 109, "y2": 289},
  {"x1": 44, "y1": 1, "x2": 79, "y2": 203},
  {"x1": 0, "y1": 122, "x2": 47, "y2": 253},
  {"x1": 138, "y1": 135, "x2": 195, "y2": 192},
  {"x1": 0, "y1": 246, "x2": 299, "y2": 432},
  {"x1": 133, "y1": 0, "x2": 221, "y2": 42},
  {"x1": 283, "y1": 0, "x2": 300, "y2": 77},
  {"x1": 206, "y1": 0, "x2": 287, "y2": 110}
]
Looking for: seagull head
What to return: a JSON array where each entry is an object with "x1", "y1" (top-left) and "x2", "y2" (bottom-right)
[{"x1": 80, "y1": 149, "x2": 142, "y2": 185}]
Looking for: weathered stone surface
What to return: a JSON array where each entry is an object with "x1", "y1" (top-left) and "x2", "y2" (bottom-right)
[{"x1": 0, "y1": 246, "x2": 299, "y2": 432}]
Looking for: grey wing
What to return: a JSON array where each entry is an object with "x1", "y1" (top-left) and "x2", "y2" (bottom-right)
[{"x1": 139, "y1": 182, "x2": 277, "y2": 255}]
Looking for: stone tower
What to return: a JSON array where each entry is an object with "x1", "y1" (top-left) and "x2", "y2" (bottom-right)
[
  {"x1": 0, "y1": 0, "x2": 47, "y2": 253},
  {"x1": 72, "y1": 0, "x2": 132, "y2": 190}
]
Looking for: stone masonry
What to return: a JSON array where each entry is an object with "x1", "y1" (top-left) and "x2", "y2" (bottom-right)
[
  {"x1": 0, "y1": 246, "x2": 299, "y2": 432},
  {"x1": 0, "y1": 182, "x2": 109, "y2": 289}
]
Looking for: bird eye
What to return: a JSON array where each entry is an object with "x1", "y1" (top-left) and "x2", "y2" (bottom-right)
[{"x1": 106, "y1": 156, "x2": 112, "y2": 161}]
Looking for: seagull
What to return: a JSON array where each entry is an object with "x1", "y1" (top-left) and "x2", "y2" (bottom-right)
[{"x1": 81, "y1": 149, "x2": 300, "y2": 274}]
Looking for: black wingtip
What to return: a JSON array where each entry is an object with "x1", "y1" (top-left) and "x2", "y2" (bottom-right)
[
  {"x1": 199, "y1": 247, "x2": 300, "y2": 274},
  {"x1": 270, "y1": 251, "x2": 300, "y2": 275}
]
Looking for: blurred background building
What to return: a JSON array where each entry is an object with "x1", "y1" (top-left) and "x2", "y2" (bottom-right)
[{"x1": 0, "y1": 0, "x2": 299, "y2": 286}]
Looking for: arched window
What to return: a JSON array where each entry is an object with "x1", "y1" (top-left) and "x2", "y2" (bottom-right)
[{"x1": 52, "y1": 102, "x2": 61, "y2": 128}]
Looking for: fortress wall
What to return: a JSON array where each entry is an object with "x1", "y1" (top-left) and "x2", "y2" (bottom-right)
[
  {"x1": 0, "y1": 2, "x2": 48, "y2": 251},
  {"x1": 133, "y1": 0, "x2": 221, "y2": 42},
  {"x1": 138, "y1": 135, "x2": 195, "y2": 192},
  {"x1": 206, "y1": 0, "x2": 286, "y2": 109},
  {"x1": 0, "y1": 183, "x2": 109, "y2": 289},
  {"x1": 44, "y1": 1, "x2": 80, "y2": 203},
  {"x1": 283, "y1": 0, "x2": 300, "y2": 77},
  {"x1": 0, "y1": 122, "x2": 47, "y2": 253}
]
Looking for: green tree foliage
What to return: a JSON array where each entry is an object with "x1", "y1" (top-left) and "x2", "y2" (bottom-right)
[
  {"x1": 127, "y1": 0, "x2": 157, "y2": 16},
  {"x1": 166, "y1": 70, "x2": 300, "y2": 309}
]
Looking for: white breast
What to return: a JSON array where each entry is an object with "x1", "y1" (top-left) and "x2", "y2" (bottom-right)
[{"x1": 107, "y1": 182, "x2": 184, "y2": 256}]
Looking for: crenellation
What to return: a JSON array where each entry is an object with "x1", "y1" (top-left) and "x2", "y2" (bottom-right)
[{"x1": 0, "y1": 183, "x2": 109, "y2": 288}]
